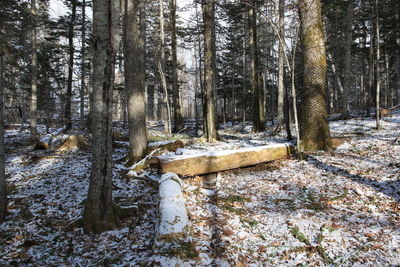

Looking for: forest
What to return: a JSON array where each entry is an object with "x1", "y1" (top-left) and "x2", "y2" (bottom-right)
[{"x1": 0, "y1": 0, "x2": 399, "y2": 265}]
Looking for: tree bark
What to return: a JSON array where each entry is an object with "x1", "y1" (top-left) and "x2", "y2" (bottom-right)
[
  {"x1": 80, "y1": 0, "x2": 86, "y2": 129},
  {"x1": 123, "y1": 0, "x2": 148, "y2": 163},
  {"x1": 277, "y1": 0, "x2": 285, "y2": 124},
  {"x1": 375, "y1": 0, "x2": 380, "y2": 129},
  {"x1": 30, "y1": 0, "x2": 38, "y2": 141},
  {"x1": 170, "y1": 0, "x2": 184, "y2": 132},
  {"x1": 158, "y1": 0, "x2": 171, "y2": 134},
  {"x1": 65, "y1": 0, "x2": 77, "y2": 130},
  {"x1": 82, "y1": 0, "x2": 121, "y2": 233},
  {"x1": 248, "y1": 0, "x2": 265, "y2": 132},
  {"x1": 298, "y1": 0, "x2": 332, "y2": 151},
  {"x1": 202, "y1": 0, "x2": 218, "y2": 141},
  {"x1": 341, "y1": 0, "x2": 353, "y2": 118},
  {"x1": 0, "y1": 53, "x2": 6, "y2": 223}
]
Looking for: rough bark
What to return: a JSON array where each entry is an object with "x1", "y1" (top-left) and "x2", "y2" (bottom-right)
[
  {"x1": 158, "y1": 143, "x2": 294, "y2": 176},
  {"x1": 30, "y1": 0, "x2": 38, "y2": 141},
  {"x1": 248, "y1": 0, "x2": 264, "y2": 132},
  {"x1": 82, "y1": 0, "x2": 121, "y2": 233},
  {"x1": 80, "y1": 0, "x2": 86, "y2": 129},
  {"x1": 123, "y1": 0, "x2": 148, "y2": 163},
  {"x1": 170, "y1": 0, "x2": 184, "y2": 132},
  {"x1": 0, "y1": 53, "x2": 6, "y2": 223},
  {"x1": 65, "y1": 0, "x2": 77, "y2": 130},
  {"x1": 202, "y1": 0, "x2": 218, "y2": 141},
  {"x1": 298, "y1": 0, "x2": 332, "y2": 151}
]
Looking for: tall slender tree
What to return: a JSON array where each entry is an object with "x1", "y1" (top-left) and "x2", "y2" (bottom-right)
[
  {"x1": 202, "y1": 0, "x2": 218, "y2": 141},
  {"x1": 82, "y1": 0, "x2": 121, "y2": 233},
  {"x1": 170, "y1": 0, "x2": 184, "y2": 132},
  {"x1": 299, "y1": 0, "x2": 332, "y2": 151},
  {"x1": 30, "y1": 0, "x2": 38, "y2": 140},
  {"x1": 80, "y1": 0, "x2": 86, "y2": 129},
  {"x1": 248, "y1": 0, "x2": 264, "y2": 132},
  {"x1": 159, "y1": 0, "x2": 171, "y2": 134},
  {"x1": 0, "y1": 52, "x2": 6, "y2": 223},
  {"x1": 65, "y1": 0, "x2": 77, "y2": 130},
  {"x1": 277, "y1": 0, "x2": 285, "y2": 125},
  {"x1": 123, "y1": 0, "x2": 147, "y2": 163}
]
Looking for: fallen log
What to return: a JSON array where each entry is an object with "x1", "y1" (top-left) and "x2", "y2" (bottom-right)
[
  {"x1": 155, "y1": 173, "x2": 190, "y2": 248},
  {"x1": 146, "y1": 140, "x2": 184, "y2": 154},
  {"x1": 379, "y1": 104, "x2": 400, "y2": 117},
  {"x1": 34, "y1": 127, "x2": 66, "y2": 150},
  {"x1": 158, "y1": 143, "x2": 295, "y2": 176}
]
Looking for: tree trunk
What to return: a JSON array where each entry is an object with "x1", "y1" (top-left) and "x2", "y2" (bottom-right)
[
  {"x1": 82, "y1": 0, "x2": 121, "y2": 233},
  {"x1": 202, "y1": 0, "x2": 218, "y2": 141},
  {"x1": 158, "y1": 0, "x2": 171, "y2": 134},
  {"x1": 248, "y1": 0, "x2": 265, "y2": 132},
  {"x1": 30, "y1": 0, "x2": 38, "y2": 141},
  {"x1": 277, "y1": 0, "x2": 285, "y2": 124},
  {"x1": 123, "y1": 0, "x2": 148, "y2": 163},
  {"x1": 242, "y1": 10, "x2": 247, "y2": 125},
  {"x1": 341, "y1": 0, "x2": 353, "y2": 118},
  {"x1": 80, "y1": 0, "x2": 86, "y2": 129},
  {"x1": 0, "y1": 53, "x2": 6, "y2": 223},
  {"x1": 375, "y1": 0, "x2": 380, "y2": 129},
  {"x1": 170, "y1": 0, "x2": 184, "y2": 132},
  {"x1": 65, "y1": 0, "x2": 77, "y2": 130},
  {"x1": 298, "y1": 0, "x2": 332, "y2": 151}
]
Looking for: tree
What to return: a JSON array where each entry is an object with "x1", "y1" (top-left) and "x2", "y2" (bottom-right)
[
  {"x1": 277, "y1": 0, "x2": 285, "y2": 125},
  {"x1": 0, "y1": 51, "x2": 6, "y2": 223},
  {"x1": 248, "y1": 0, "x2": 265, "y2": 132},
  {"x1": 159, "y1": 0, "x2": 172, "y2": 134},
  {"x1": 65, "y1": 0, "x2": 77, "y2": 130},
  {"x1": 170, "y1": 0, "x2": 184, "y2": 132},
  {"x1": 123, "y1": 0, "x2": 148, "y2": 163},
  {"x1": 299, "y1": 0, "x2": 332, "y2": 151},
  {"x1": 202, "y1": 0, "x2": 218, "y2": 141},
  {"x1": 30, "y1": 0, "x2": 38, "y2": 140},
  {"x1": 82, "y1": 0, "x2": 121, "y2": 233},
  {"x1": 80, "y1": 0, "x2": 86, "y2": 129}
]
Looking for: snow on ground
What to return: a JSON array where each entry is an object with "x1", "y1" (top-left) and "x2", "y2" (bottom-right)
[{"x1": 1, "y1": 112, "x2": 399, "y2": 266}]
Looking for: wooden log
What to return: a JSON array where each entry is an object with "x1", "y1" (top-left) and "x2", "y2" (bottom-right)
[
  {"x1": 155, "y1": 173, "x2": 190, "y2": 247},
  {"x1": 146, "y1": 140, "x2": 184, "y2": 154},
  {"x1": 158, "y1": 143, "x2": 295, "y2": 176},
  {"x1": 33, "y1": 127, "x2": 66, "y2": 150}
]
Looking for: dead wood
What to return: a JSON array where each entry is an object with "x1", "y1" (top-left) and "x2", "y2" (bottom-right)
[{"x1": 158, "y1": 143, "x2": 295, "y2": 176}]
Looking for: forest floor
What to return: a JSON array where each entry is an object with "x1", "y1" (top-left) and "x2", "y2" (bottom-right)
[{"x1": 1, "y1": 111, "x2": 399, "y2": 266}]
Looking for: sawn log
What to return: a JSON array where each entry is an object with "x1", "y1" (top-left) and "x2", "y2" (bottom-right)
[{"x1": 157, "y1": 143, "x2": 294, "y2": 176}]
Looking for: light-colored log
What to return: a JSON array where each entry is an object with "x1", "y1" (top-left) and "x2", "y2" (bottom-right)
[
  {"x1": 33, "y1": 127, "x2": 66, "y2": 150},
  {"x1": 155, "y1": 173, "x2": 190, "y2": 247},
  {"x1": 158, "y1": 143, "x2": 294, "y2": 176}
]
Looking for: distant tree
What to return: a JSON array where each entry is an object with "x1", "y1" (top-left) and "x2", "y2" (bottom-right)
[
  {"x1": 170, "y1": 0, "x2": 184, "y2": 132},
  {"x1": 202, "y1": 0, "x2": 218, "y2": 141},
  {"x1": 65, "y1": 0, "x2": 77, "y2": 130},
  {"x1": 248, "y1": 0, "x2": 265, "y2": 132},
  {"x1": 299, "y1": 0, "x2": 332, "y2": 151},
  {"x1": 83, "y1": 0, "x2": 121, "y2": 233},
  {"x1": 30, "y1": 0, "x2": 38, "y2": 140}
]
